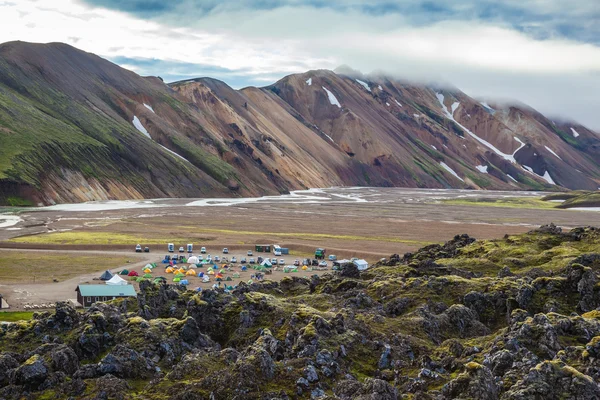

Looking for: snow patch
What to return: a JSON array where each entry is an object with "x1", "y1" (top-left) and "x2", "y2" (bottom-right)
[
  {"x1": 394, "y1": 99, "x2": 402, "y2": 107},
  {"x1": 132, "y1": 116, "x2": 151, "y2": 139},
  {"x1": 480, "y1": 102, "x2": 495, "y2": 113},
  {"x1": 439, "y1": 162, "x2": 464, "y2": 182},
  {"x1": 323, "y1": 133, "x2": 334, "y2": 142},
  {"x1": 507, "y1": 174, "x2": 518, "y2": 183},
  {"x1": 476, "y1": 165, "x2": 488, "y2": 174},
  {"x1": 378, "y1": 85, "x2": 383, "y2": 90},
  {"x1": 386, "y1": 102, "x2": 390, "y2": 107},
  {"x1": 522, "y1": 165, "x2": 534, "y2": 173},
  {"x1": 143, "y1": 103, "x2": 155, "y2": 113},
  {"x1": 322, "y1": 86, "x2": 341, "y2": 108},
  {"x1": 431, "y1": 145, "x2": 437, "y2": 150},
  {"x1": 570, "y1": 127, "x2": 580, "y2": 138},
  {"x1": 451, "y1": 102, "x2": 460, "y2": 116},
  {"x1": 436, "y1": 93, "x2": 522, "y2": 163},
  {"x1": 413, "y1": 114, "x2": 421, "y2": 118},
  {"x1": 306, "y1": 78, "x2": 312, "y2": 86},
  {"x1": 544, "y1": 146, "x2": 561, "y2": 160},
  {"x1": 355, "y1": 79, "x2": 371, "y2": 92},
  {"x1": 541, "y1": 171, "x2": 556, "y2": 185},
  {"x1": 159, "y1": 145, "x2": 190, "y2": 162}
]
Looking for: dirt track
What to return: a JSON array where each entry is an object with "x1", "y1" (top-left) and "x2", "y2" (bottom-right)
[{"x1": 1, "y1": 187, "x2": 599, "y2": 310}]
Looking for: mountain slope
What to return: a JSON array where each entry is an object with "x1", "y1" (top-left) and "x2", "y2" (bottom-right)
[{"x1": 0, "y1": 41, "x2": 599, "y2": 206}]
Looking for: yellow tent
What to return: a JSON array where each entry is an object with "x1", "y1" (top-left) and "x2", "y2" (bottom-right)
[
  {"x1": 208, "y1": 270, "x2": 215, "y2": 275},
  {"x1": 165, "y1": 267, "x2": 174, "y2": 273},
  {"x1": 302, "y1": 265, "x2": 308, "y2": 270},
  {"x1": 186, "y1": 269, "x2": 197, "y2": 276},
  {"x1": 143, "y1": 268, "x2": 152, "y2": 274},
  {"x1": 177, "y1": 268, "x2": 186, "y2": 275}
]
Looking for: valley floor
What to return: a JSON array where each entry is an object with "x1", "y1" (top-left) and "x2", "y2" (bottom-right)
[{"x1": 0, "y1": 187, "x2": 598, "y2": 311}]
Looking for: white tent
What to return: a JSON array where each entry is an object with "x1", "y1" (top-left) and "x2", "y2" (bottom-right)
[
  {"x1": 187, "y1": 256, "x2": 199, "y2": 264},
  {"x1": 106, "y1": 274, "x2": 128, "y2": 286},
  {"x1": 202, "y1": 275, "x2": 210, "y2": 283},
  {"x1": 261, "y1": 260, "x2": 272, "y2": 267}
]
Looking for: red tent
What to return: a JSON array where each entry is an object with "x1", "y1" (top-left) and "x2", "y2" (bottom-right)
[{"x1": 128, "y1": 271, "x2": 139, "y2": 277}]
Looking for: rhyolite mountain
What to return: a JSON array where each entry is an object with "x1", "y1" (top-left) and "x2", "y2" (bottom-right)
[{"x1": 0, "y1": 41, "x2": 599, "y2": 206}]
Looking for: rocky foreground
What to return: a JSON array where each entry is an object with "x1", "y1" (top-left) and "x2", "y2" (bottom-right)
[{"x1": 2, "y1": 224, "x2": 600, "y2": 399}]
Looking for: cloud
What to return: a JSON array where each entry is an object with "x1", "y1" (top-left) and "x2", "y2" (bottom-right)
[{"x1": 0, "y1": 0, "x2": 599, "y2": 129}]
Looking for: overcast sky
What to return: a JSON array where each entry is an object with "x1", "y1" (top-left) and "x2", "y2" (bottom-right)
[{"x1": 1, "y1": 0, "x2": 599, "y2": 129}]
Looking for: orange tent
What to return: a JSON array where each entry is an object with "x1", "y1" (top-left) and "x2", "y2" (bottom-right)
[{"x1": 165, "y1": 267, "x2": 174, "y2": 273}]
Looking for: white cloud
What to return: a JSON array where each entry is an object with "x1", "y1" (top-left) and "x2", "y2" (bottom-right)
[{"x1": 0, "y1": 0, "x2": 599, "y2": 129}]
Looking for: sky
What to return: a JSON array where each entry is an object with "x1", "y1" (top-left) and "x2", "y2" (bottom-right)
[{"x1": 1, "y1": 0, "x2": 599, "y2": 129}]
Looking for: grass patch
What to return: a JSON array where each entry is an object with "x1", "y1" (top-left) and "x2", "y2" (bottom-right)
[
  {"x1": 9, "y1": 232, "x2": 193, "y2": 245},
  {"x1": 10, "y1": 229, "x2": 432, "y2": 246},
  {"x1": 0, "y1": 311, "x2": 34, "y2": 322},
  {"x1": 441, "y1": 197, "x2": 558, "y2": 210},
  {"x1": 0, "y1": 250, "x2": 141, "y2": 283}
]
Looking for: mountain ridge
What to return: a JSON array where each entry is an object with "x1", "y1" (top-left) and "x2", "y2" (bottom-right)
[{"x1": 0, "y1": 41, "x2": 599, "y2": 206}]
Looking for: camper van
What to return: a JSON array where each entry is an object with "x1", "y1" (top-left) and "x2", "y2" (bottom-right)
[
  {"x1": 168, "y1": 243, "x2": 175, "y2": 253},
  {"x1": 273, "y1": 245, "x2": 282, "y2": 256},
  {"x1": 187, "y1": 243, "x2": 193, "y2": 253}
]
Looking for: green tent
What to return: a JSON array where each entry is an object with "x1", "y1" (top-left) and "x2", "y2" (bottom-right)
[
  {"x1": 173, "y1": 277, "x2": 181, "y2": 282},
  {"x1": 143, "y1": 273, "x2": 153, "y2": 278},
  {"x1": 136, "y1": 277, "x2": 145, "y2": 282},
  {"x1": 120, "y1": 269, "x2": 129, "y2": 275},
  {"x1": 226, "y1": 276, "x2": 233, "y2": 281},
  {"x1": 175, "y1": 273, "x2": 185, "y2": 278}
]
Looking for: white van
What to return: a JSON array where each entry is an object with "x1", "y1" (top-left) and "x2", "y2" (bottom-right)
[
  {"x1": 273, "y1": 245, "x2": 282, "y2": 256},
  {"x1": 168, "y1": 243, "x2": 174, "y2": 252}
]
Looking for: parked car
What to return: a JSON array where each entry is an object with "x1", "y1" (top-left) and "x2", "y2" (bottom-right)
[
  {"x1": 293, "y1": 259, "x2": 300, "y2": 266},
  {"x1": 247, "y1": 250, "x2": 253, "y2": 256},
  {"x1": 231, "y1": 257, "x2": 237, "y2": 263},
  {"x1": 328, "y1": 254, "x2": 337, "y2": 261},
  {"x1": 135, "y1": 244, "x2": 142, "y2": 253},
  {"x1": 241, "y1": 257, "x2": 247, "y2": 264},
  {"x1": 279, "y1": 259, "x2": 285, "y2": 265},
  {"x1": 223, "y1": 248, "x2": 229, "y2": 254},
  {"x1": 249, "y1": 258, "x2": 256, "y2": 264},
  {"x1": 214, "y1": 256, "x2": 220, "y2": 262},
  {"x1": 201, "y1": 247, "x2": 206, "y2": 254},
  {"x1": 179, "y1": 247, "x2": 184, "y2": 253},
  {"x1": 319, "y1": 261, "x2": 328, "y2": 267},
  {"x1": 144, "y1": 247, "x2": 150, "y2": 253}
]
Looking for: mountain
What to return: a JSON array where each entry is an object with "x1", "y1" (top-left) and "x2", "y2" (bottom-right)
[
  {"x1": 3, "y1": 225, "x2": 600, "y2": 399},
  {"x1": 0, "y1": 41, "x2": 599, "y2": 206}
]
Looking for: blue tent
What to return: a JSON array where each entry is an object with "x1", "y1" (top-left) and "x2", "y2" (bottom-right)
[
  {"x1": 180, "y1": 279, "x2": 189, "y2": 285},
  {"x1": 241, "y1": 266, "x2": 247, "y2": 271},
  {"x1": 198, "y1": 271, "x2": 205, "y2": 277}
]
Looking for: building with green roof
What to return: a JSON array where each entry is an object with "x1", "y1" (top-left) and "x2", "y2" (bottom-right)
[{"x1": 75, "y1": 284, "x2": 137, "y2": 308}]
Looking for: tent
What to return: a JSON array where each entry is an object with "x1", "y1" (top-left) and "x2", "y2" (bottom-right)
[
  {"x1": 226, "y1": 276, "x2": 233, "y2": 281},
  {"x1": 175, "y1": 273, "x2": 185, "y2": 278},
  {"x1": 144, "y1": 264, "x2": 154, "y2": 270},
  {"x1": 136, "y1": 277, "x2": 145, "y2": 282},
  {"x1": 173, "y1": 277, "x2": 181, "y2": 282},
  {"x1": 100, "y1": 270, "x2": 113, "y2": 281},
  {"x1": 120, "y1": 269, "x2": 129, "y2": 275},
  {"x1": 233, "y1": 273, "x2": 240, "y2": 278},
  {"x1": 143, "y1": 273, "x2": 153, "y2": 278},
  {"x1": 208, "y1": 270, "x2": 215, "y2": 275},
  {"x1": 128, "y1": 271, "x2": 139, "y2": 277},
  {"x1": 202, "y1": 276, "x2": 210, "y2": 283},
  {"x1": 198, "y1": 272, "x2": 205, "y2": 277},
  {"x1": 216, "y1": 277, "x2": 222, "y2": 282},
  {"x1": 187, "y1": 256, "x2": 199, "y2": 264},
  {"x1": 180, "y1": 279, "x2": 189, "y2": 285},
  {"x1": 302, "y1": 265, "x2": 308, "y2": 271},
  {"x1": 143, "y1": 268, "x2": 152, "y2": 274},
  {"x1": 241, "y1": 266, "x2": 247, "y2": 271},
  {"x1": 261, "y1": 260, "x2": 272, "y2": 268},
  {"x1": 165, "y1": 267, "x2": 174, "y2": 273},
  {"x1": 153, "y1": 277, "x2": 167, "y2": 284},
  {"x1": 106, "y1": 275, "x2": 127, "y2": 286},
  {"x1": 186, "y1": 269, "x2": 197, "y2": 276}
]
